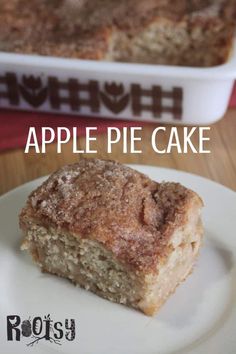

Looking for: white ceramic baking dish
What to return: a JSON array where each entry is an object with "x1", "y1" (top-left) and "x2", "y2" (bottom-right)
[{"x1": 0, "y1": 40, "x2": 235, "y2": 125}]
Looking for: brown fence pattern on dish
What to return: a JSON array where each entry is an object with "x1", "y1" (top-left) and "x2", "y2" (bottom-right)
[{"x1": 0, "y1": 73, "x2": 183, "y2": 120}]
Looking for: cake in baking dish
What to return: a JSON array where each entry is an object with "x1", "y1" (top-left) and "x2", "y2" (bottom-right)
[
  {"x1": 0, "y1": 0, "x2": 235, "y2": 67},
  {"x1": 19, "y1": 159, "x2": 203, "y2": 315}
]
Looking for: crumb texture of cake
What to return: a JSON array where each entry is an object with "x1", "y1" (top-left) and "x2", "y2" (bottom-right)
[
  {"x1": 1, "y1": 0, "x2": 236, "y2": 66},
  {"x1": 20, "y1": 159, "x2": 204, "y2": 315}
]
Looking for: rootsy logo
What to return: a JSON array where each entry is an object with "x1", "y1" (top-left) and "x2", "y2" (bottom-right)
[{"x1": 7, "y1": 314, "x2": 75, "y2": 347}]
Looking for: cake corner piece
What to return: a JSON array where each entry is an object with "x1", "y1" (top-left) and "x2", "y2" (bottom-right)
[{"x1": 19, "y1": 159, "x2": 203, "y2": 316}]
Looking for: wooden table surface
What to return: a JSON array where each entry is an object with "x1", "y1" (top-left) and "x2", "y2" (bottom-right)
[{"x1": 0, "y1": 108, "x2": 236, "y2": 196}]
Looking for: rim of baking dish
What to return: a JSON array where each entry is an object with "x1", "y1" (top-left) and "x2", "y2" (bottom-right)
[{"x1": 0, "y1": 39, "x2": 235, "y2": 80}]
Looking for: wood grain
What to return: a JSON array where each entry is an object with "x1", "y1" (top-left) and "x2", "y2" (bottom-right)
[{"x1": 0, "y1": 108, "x2": 235, "y2": 196}]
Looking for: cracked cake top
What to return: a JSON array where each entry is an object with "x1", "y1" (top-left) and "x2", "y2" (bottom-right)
[{"x1": 20, "y1": 159, "x2": 203, "y2": 272}]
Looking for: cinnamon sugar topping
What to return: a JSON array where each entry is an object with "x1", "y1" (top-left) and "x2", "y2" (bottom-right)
[{"x1": 21, "y1": 159, "x2": 202, "y2": 271}]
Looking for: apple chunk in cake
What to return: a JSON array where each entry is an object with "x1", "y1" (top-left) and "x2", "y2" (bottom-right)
[{"x1": 19, "y1": 159, "x2": 203, "y2": 316}]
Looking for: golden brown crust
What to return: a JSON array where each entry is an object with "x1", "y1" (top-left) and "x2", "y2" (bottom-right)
[
  {"x1": 56, "y1": 0, "x2": 236, "y2": 31},
  {"x1": 19, "y1": 159, "x2": 203, "y2": 272},
  {"x1": 0, "y1": 0, "x2": 235, "y2": 65},
  {"x1": 0, "y1": 0, "x2": 111, "y2": 59}
]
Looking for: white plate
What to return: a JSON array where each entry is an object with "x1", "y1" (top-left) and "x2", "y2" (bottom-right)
[{"x1": 0, "y1": 165, "x2": 235, "y2": 354}]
